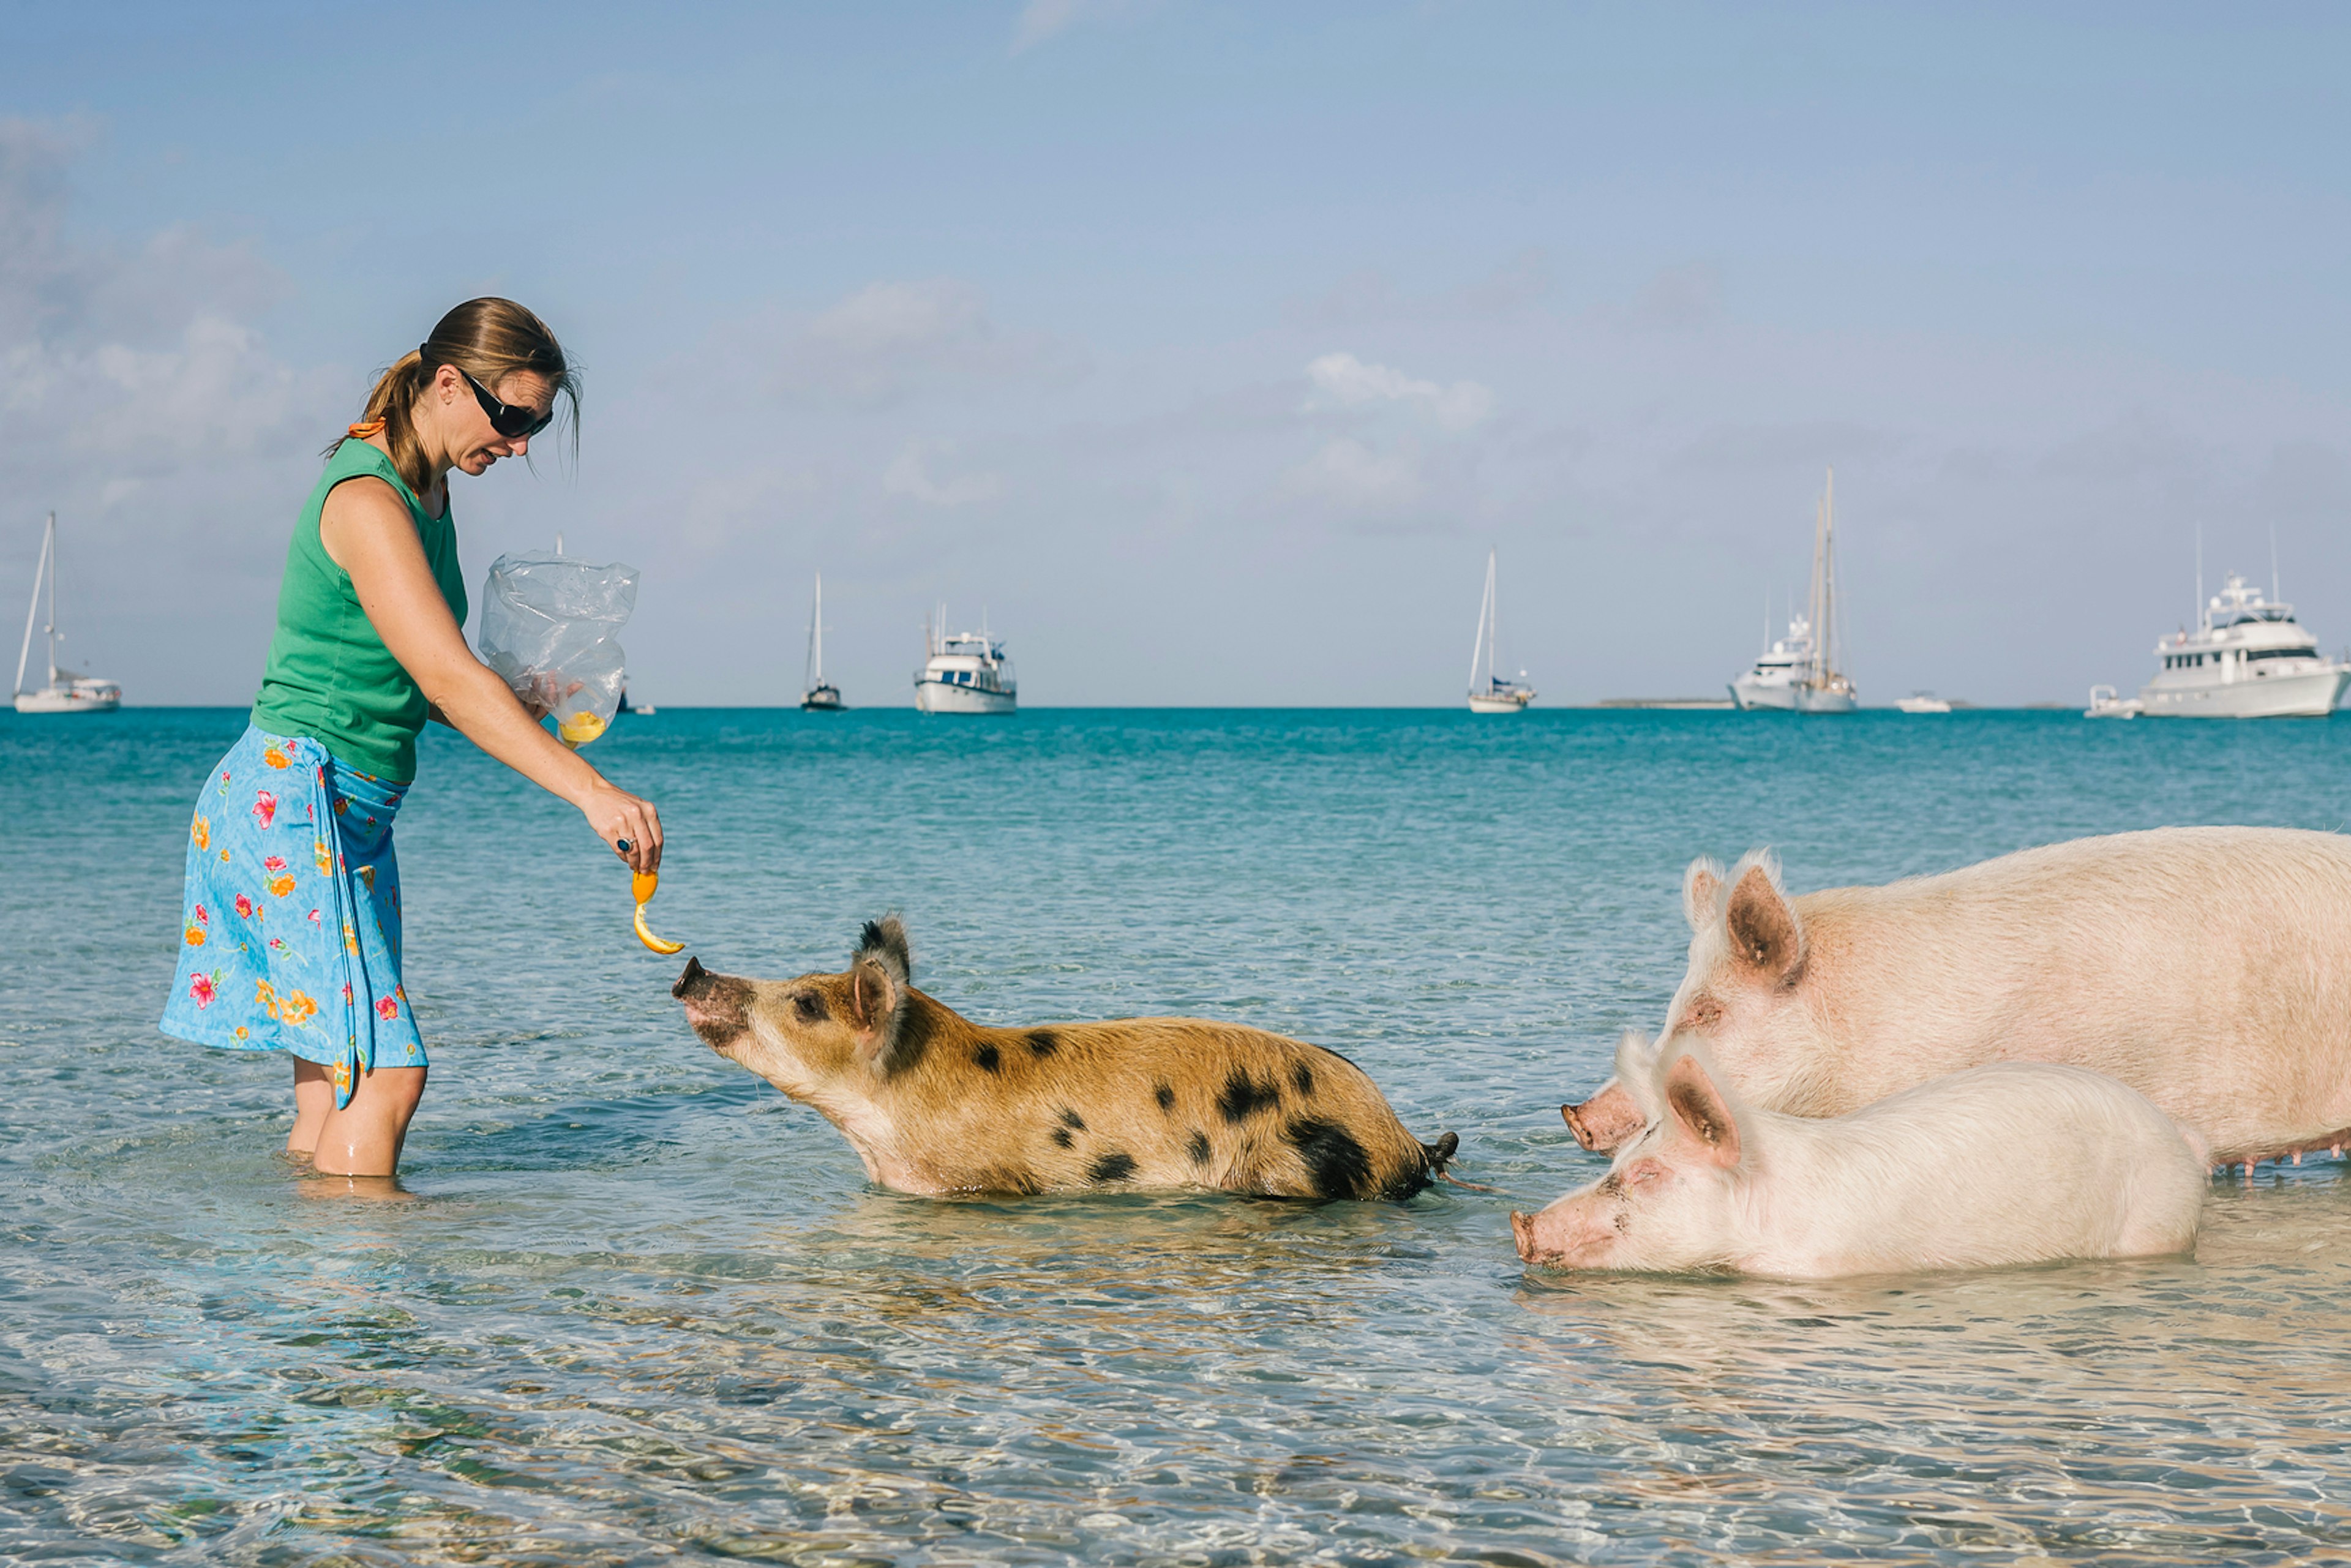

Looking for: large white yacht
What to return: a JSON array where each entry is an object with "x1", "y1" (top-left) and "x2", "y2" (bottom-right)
[
  {"x1": 2137, "y1": 572, "x2": 2349, "y2": 719},
  {"x1": 1730, "y1": 612, "x2": 1814, "y2": 710},
  {"x1": 1728, "y1": 468, "x2": 1856, "y2": 713},
  {"x1": 14, "y1": 511, "x2": 121, "y2": 715},
  {"x1": 913, "y1": 608, "x2": 1017, "y2": 715}
]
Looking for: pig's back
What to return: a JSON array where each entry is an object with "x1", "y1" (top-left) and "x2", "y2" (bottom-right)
[
  {"x1": 938, "y1": 1016, "x2": 1442, "y2": 1200},
  {"x1": 1796, "y1": 827, "x2": 2351, "y2": 1160},
  {"x1": 1773, "y1": 1062, "x2": 2207, "y2": 1275}
]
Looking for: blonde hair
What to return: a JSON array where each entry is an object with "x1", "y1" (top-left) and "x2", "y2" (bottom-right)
[{"x1": 329, "y1": 298, "x2": 580, "y2": 497}]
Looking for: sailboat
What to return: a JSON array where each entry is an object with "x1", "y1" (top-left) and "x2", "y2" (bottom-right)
[
  {"x1": 15, "y1": 512, "x2": 121, "y2": 715},
  {"x1": 1466, "y1": 549, "x2": 1535, "y2": 713},
  {"x1": 1791, "y1": 469, "x2": 1858, "y2": 714},
  {"x1": 801, "y1": 572, "x2": 846, "y2": 711}
]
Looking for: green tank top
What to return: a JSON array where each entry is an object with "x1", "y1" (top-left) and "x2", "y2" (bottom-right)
[{"x1": 249, "y1": 440, "x2": 467, "y2": 783}]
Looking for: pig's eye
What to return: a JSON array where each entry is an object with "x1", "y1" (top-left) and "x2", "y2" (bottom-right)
[
  {"x1": 792, "y1": 992, "x2": 828, "y2": 1024},
  {"x1": 1679, "y1": 996, "x2": 1724, "y2": 1032},
  {"x1": 1623, "y1": 1160, "x2": 1668, "y2": 1190}
]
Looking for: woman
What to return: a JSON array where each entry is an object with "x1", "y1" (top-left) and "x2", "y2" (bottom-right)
[{"x1": 160, "y1": 298, "x2": 662, "y2": 1179}]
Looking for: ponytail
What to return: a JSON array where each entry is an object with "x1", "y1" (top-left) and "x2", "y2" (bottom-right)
[{"x1": 327, "y1": 298, "x2": 579, "y2": 498}]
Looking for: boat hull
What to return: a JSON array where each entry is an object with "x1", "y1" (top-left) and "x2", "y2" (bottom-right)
[
  {"x1": 1728, "y1": 675, "x2": 1798, "y2": 711},
  {"x1": 915, "y1": 680, "x2": 1016, "y2": 715},
  {"x1": 1791, "y1": 687, "x2": 1858, "y2": 715},
  {"x1": 1895, "y1": 698, "x2": 1951, "y2": 714},
  {"x1": 801, "y1": 685, "x2": 847, "y2": 712},
  {"x1": 2138, "y1": 666, "x2": 2350, "y2": 719},
  {"x1": 1468, "y1": 692, "x2": 1533, "y2": 714},
  {"x1": 14, "y1": 685, "x2": 120, "y2": 715}
]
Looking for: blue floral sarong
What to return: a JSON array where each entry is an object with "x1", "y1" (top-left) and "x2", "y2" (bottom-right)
[{"x1": 160, "y1": 726, "x2": 426, "y2": 1106}]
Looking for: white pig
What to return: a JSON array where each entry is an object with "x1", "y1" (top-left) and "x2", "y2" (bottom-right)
[
  {"x1": 1563, "y1": 827, "x2": 2351, "y2": 1169},
  {"x1": 1515, "y1": 1032, "x2": 2208, "y2": 1277}
]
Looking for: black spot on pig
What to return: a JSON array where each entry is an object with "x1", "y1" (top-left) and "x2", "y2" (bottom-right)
[
  {"x1": 1026, "y1": 1029, "x2": 1060, "y2": 1058},
  {"x1": 1218, "y1": 1069, "x2": 1280, "y2": 1123},
  {"x1": 1049, "y1": 1127, "x2": 1074, "y2": 1150},
  {"x1": 1290, "y1": 1061, "x2": 1316, "y2": 1098},
  {"x1": 879, "y1": 996, "x2": 939, "y2": 1076},
  {"x1": 1088, "y1": 1150, "x2": 1138, "y2": 1184},
  {"x1": 1187, "y1": 1130, "x2": 1212, "y2": 1165},
  {"x1": 1154, "y1": 1082, "x2": 1176, "y2": 1113},
  {"x1": 1059, "y1": 1108, "x2": 1086, "y2": 1131},
  {"x1": 973, "y1": 1043, "x2": 1001, "y2": 1074},
  {"x1": 1286, "y1": 1117, "x2": 1372, "y2": 1201}
]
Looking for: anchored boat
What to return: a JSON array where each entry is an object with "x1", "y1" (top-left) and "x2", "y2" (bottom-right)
[
  {"x1": 2138, "y1": 569, "x2": 2349, "y2": 719},
  {"x1": 14, "y1": 512, "x2": 121, "y2": 715},
  {"x1": 913, "y1": 607, "x2": 1016, "y2": 715},
  {"x1": 1464, "y1": 549, "x2": 1535, "y2": 713},
  {"x1": 801, "y1": 573, "x2": 845, "y2": 711}
]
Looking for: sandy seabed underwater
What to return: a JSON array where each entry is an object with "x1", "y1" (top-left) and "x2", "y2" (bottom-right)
[{"x1": 4, "y1": 705, "x2": 2350, "y2": 1566}]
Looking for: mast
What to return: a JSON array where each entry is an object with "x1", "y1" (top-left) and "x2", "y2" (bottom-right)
[
  {"x1": 805, "y1": 575, "x2": 822, "y2": 691},
  {"x1": 1468, "y1": 550, "x2": 1494, "y2": 691},
  {"x1": 15, "y1": 514, "x2": 51, "y2": 698},
  {"x1": 46, "y1": 508, "x2": 60, "y2": 686},
  {"x1": 1821, "y1": 467, "x2": 1837, "y2": 686},
  {"x1": 2195, "y1": 523, "x2": 2204, "y2": 633}
]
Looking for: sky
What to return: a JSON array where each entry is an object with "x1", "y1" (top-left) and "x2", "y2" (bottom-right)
[{"x1": 2, "y1": 1, "x2": 2347, "y2": 706}]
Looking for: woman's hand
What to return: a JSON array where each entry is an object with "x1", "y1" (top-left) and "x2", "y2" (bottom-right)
[{"x1": 583, "y1": 781, "x2": 662, "y2": 874}]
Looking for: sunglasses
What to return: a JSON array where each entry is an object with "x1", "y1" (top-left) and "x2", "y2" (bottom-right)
[{"x1": 423, "y1": 347, "x2": 556, "y2": 438}]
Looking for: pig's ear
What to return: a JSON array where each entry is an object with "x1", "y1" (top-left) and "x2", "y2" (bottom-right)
[
  {"x1": 1682, "y1": 857, "x2": 1725, "y2": 933},
  {"x1": 1662, "y1": 1052, "x2": 1742, "y2": 1168},
  {"x1": 1723, "y1": 857, "x2": 1802, "y2": 983},
  {"x1": 855, "y1": 915, "x2": 913, "y2": 987},
  {"x1": 848, "y1": 916, "x2": 915, "y2": 1074}
]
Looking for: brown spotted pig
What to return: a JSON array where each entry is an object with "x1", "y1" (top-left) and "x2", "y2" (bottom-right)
[{"x1": 672, "y1": 917, "x2": 1458, "y2": 1199}]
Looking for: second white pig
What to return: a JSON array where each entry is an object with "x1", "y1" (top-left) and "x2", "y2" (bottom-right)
[{"x1": 1515, "y1": 1032, "x2": 2208, "y2": 1278}]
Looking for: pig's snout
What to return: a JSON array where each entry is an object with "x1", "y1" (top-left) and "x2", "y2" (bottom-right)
[
  {"x1": 1563, "y1": 1082, "x2": 1644, "y2": 1153},
  {"x1": 672, "y1": 957, "x2": 751, "y2": 1051},
  {"x1": 1510, "y1": 1210, "x2": 1548, "y2": 1264}
]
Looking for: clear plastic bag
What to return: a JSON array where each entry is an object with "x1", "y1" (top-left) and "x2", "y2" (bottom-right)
[{"x1": 476, "y1": 553, "x2": 640, "y2": 746}]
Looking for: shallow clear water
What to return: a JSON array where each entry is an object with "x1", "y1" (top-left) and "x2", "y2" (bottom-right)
[{"x1": 4, "y1": 707, "x2": 2350, "y2": 1566}]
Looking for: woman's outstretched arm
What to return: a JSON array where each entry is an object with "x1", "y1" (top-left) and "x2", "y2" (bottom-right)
[{"x1": 320, "y1": 476, "x2": 662, "y2": 874}]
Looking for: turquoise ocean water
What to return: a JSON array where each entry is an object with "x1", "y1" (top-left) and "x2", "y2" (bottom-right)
[{"x1": 4, "y1": 707, "x2": 2349, "y2": 1564}]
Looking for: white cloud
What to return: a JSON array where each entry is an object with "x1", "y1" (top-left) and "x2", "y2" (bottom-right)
[
  {"x1": 1284, "y1": 436, "x2": 1422, "y2": 511},
  {"x1": 1303, "y1": 351, "x2": 1493, "y2": 432},
  {"x1": 1011, "y1": 0, "x2": 1142, "y2": 53},
  {"x1": 770, "y1": 277, "x2": 1078, "y2": 408},
  {"x1": 0, "y1": 119, "x2": 321, "y2": 498},
  {"x1": 883, "y1": 440, "x2": 1003, "y2": 508}
]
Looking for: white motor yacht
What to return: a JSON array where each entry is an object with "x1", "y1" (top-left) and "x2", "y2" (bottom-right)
[
  {"x1": 2137, "y1": 572, "x2": 2349, "y2": 719},
  {"x1": 913, "y1": 607, "x2": 1016, "y2": 715},
  {"x1": 1730, "y1": 613, "x2": 1813, "y2": 710},
  {"x1": 14, "y1": 511, "x2": 121, "y2": 715},
  {"x1": 1730, "y1": 468, "x2": 1856, "y2": 713},
  {"x1": 1895, "y1": 692, "x2": 1952, "y2": 714},
  {"x1": 1464, "y1": 549, "x2": 1535, "y2": 713}
]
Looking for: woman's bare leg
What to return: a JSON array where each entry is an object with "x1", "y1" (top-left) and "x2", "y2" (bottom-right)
[
  {"x1": 290, "y1": 1059, "x2": 334, "y2": 1157},
  {"x1": 310, "y1": 1064, "x2": 429, "y2": 1177}
]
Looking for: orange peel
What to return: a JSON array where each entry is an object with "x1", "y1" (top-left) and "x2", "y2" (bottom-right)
[
  {"x1": 559, "y1": 710, "x2": 607, "y2": 747},
  {"x1": 631, "y1": 869, "x2": 683, "y2": 955}
]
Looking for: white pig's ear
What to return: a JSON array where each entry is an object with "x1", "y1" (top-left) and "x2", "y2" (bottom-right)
[
  {"x1": 1614, "y1": 1030, "x2": 1665, "y2": 1125},
  {"x1": 1682, "y1": 857, "x2": 1725, "y2": 933},
  {"x1": 1723, "y1": 853, "x2": 1802, "y2": 983},
  {"x1": 1662, "y1": 1052, "x2": 1743, "y2": 1168}
]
